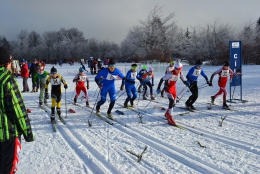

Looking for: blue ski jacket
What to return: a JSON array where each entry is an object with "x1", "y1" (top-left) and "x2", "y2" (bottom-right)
[{"x1": 186, "y1": 66, "x2": 208, "y2": 84}]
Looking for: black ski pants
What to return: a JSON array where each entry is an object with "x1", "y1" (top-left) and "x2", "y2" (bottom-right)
[
  {"x1": 186, "y1": 83, "x2": 198, "y2": 106},
  {"x1": 0, "y1": 137, "x2": 17, "y2": 174}
]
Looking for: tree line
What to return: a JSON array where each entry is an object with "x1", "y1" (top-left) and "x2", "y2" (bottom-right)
[{"x1": 1, "y1": 5, "x2": 260, "y2": 65}]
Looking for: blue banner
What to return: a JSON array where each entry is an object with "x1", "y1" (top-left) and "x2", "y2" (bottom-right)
[{"x1": 229, "y1": 41, "x2": 242, "y2": 86}]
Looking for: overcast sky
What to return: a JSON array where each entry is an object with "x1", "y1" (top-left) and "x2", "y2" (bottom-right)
[{"x1": 1, "y1": 0, "x2": 259, "y2": 44}]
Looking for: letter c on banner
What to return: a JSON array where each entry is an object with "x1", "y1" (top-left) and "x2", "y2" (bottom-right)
[{"x1": 234, "y1": 54, "x2": 237, "y2": 59}]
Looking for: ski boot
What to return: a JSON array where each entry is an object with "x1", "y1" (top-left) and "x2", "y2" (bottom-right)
[
  {"x1": 51, "y1": 114, "x2": 56, "y2": 124},
  {"x1": 165, "y1": 109, "x2": 171, "y2": 119},
  {"x1": 130, "y1": 99, "x2": 134, "y2": 108},
  {"x1": 36, "y1": 88, "x2": 39, "y2": 92},
  {"x1": 56, "y1": 107, "x2": 61, "y2": 116},
  {"x1": 150, "y1": 94, "x2": 155, "y2": 100},
  {"x1": 143, "y1": 95, "x2": 148, "y2": 100},
  {"x1": 31, "y1": 89, "x2": 35, "y2": 93},
  {"x1": 96, "y1": 105, "x2": 100, "y2": 114},
  {"x1": 44, "y1": 99, "x2": 47, "y2": 104},
  {"x1": 222, "y1": 103, "x2": 230, "y2": 110},
  {"x1": 51, "y1": 107, "x2": 56, "y2": 123},
  {"x1": 74, "y1": 98, "x2": 77, "y2": 104},
  {"x1": 124, "y1": 101, "x2": 129, "y2": 109},
  {"x1": 211, "y1": 96, "x2": 215, "y2": 104},
  {"x1": 86, "y1": 101, "x2": 90, "y2": 107},
  {"x1": 165, "y1": 110, "x2": 176, "y2": 125},
  {"x1": 39, "y1": 101, "x2": 43, "y2": 106},
  {"x1": 185, "y1": 101, "x2": 191, "y2": 110},
  {"x1": 161, "y1": 90, "x2": 164, "y2": 98},
  {"x1": 107, "y1": 112, "x2": 113, "y2": 120},
  {"x1": 190, "y1": 105, "x2": 196, "y2": 110}
]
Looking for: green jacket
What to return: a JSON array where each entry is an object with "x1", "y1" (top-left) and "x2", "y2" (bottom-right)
[{"x1": 0, "y1": 67, "x2": 34, "y2": 142}]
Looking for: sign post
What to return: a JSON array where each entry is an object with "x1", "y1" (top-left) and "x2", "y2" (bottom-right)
[{"x1": 229, "y1": 41, "x2": 247, "y2": 103}]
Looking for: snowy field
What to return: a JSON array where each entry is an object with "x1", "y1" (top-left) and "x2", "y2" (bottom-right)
[{"x1": 16, "y1": 63, "x2": 260, "y2": 174}]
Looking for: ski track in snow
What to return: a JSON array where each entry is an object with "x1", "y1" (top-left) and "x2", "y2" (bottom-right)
[{"x1": 17, "y1": 64, "x2": 260, "y2": 174}]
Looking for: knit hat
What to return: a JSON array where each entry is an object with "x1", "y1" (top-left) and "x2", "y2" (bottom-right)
[
  {"x1": 142, "y1": 65, "x2": 147, "y2": 70},
  {"x1": 79, "y1": 67, "x2": 84, "y2": 72},
  {"x1": 223, "y1": 61, "x2": 229, "y2": 66},
  {"x1": 22, "y1": 59, "x2": 26, "y2": 63},
  {"x1": 0, "y1": 46, "x2": 12, "y2": 64},
  {"x1": 51, "y1": 66, "x2": 57, "y2": 74},
  {"x1": 195, "y1": 60, "x2": 203, "y2": 66},
  {"x1": 108, "y1": 59, "x2": 116, "y2": 66},
  {"x1": 131, "y1": 63, "x2": 137, "y2": 67},
  {"x1": 148, "y1": 67, "x2": 153, "y2": 72},
  {"x1": 174, "y1": 61, "x2": 183, "y2": 70}
]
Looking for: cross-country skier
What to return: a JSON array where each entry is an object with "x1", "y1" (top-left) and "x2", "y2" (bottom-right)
[
  {"x1": 73, "y1": 67, "x2": 90, "y2": 107},
  {"x1": 136, "y1": 65, "x2": 147, "y2": 93},
  {"x1": 141, "y1": 67, "x2": 155, "y2": 100},
  {"x1": 45, "y1": 66, "x2": 68, "y2": 123},
  {"x1": 209, "y1": 61, "x2": 234, "y2": 109},
  {"x1": 124, "y1": 63, "x2": 138, "y2": 108},
  {"x1": 185, "y1": 60, "x2": 210, "y2": 110},
  {"x1": 161, "y1": 60, "x2": 175, "y2": 97},
  {"x1": 95, "y1": 59, "x2": 125, "y2": 119},
  {"x1": 34, "y1": 61, "x2": 49, "y2": 106},
  {"x1": 156, "y1": 61, "x2": 189, "y2": 125}
]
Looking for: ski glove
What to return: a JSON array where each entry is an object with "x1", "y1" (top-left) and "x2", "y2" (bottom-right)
[
  {"x1": 64, "y1": 84, "x2": 68, "y2": 89},
  {"x1": 183, "y1": 81, "x2": 189, "y2": 87},
  {"x1": 206, "y1": 80, "x2": 211, "y2": 86},
  {"x1": 156, "y1": 88, "x2": 161, "y2": 94},
  {"x1": 98, "y1": 83, "x2": 103, "y2": 89},
  {"x1": 45, "y1": 92, "x2": 49, "y2": 99},
  {"x1": 190, "y1": 81, "x2": 197, "y2": 88},
  {"x1": 120, "y1": 84, "x2": 124, "y2": 90}
]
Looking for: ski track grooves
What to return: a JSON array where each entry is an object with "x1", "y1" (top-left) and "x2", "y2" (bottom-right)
[
  {"x1": 35, "y1": 99, "x2": 117, "y2": 174},
  {"x1": 52, "y1": 98, "x2": 158, "y2": 174},
  {"x1": 67, "y1": 99, "x2": 225, "y2": 174},
  {"x1": 64, "y1": 99, "x2": 168, "y2": 173},
  {"x1": 139, "y1": 100, "x2": 260, "y2": 155}
]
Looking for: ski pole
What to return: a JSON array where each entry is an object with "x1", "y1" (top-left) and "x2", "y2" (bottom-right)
[
  {"x1": 198, "y1": 85, "x2": 209, "y2": 89},
  {"x1": 71, "y1": 87, "x2": 76, "y2": 100},
  {"x1": 88, "y1": 90, "x2": 101, "y2": 127},
  {"x1": 116, "y1": 91, "x2": 126, "y2": 100},
  {"x1": 198, "y1": 83, "x2": 207, "y2": 88},
  {"x1": 136, "y1": 92, "x2": 141, "y2": 105},
  {"x1": 142, "y1": 93, "x2": 158, "y2": 110},
  {"x1": 65, "y1": 89, "x2": 68, "y2": 118},
  {"x1": 176, "y1": 89, "x2": 190, "y2": 103},
  {"x1": 177, "y1": 86, "x2": 187, "y2": 97},
  {"x1": 93, "y1": 86, "x2": 99, "y2": 97},
  {"x1": 90, "y1": 90, "x2": 100, "y2": 118}
]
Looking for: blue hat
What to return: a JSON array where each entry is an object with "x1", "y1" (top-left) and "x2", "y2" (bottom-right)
[
  {"x1": 22, "y1": 59, "x2": 26, "y2": 63},
  {"x1": 79, "y1": 67, "x2": 84, "y2": 72}
]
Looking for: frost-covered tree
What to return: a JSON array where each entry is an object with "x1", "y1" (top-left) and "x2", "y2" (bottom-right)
[{"x1": 122, "y1": 5, "x2": 176, "y2": 61}]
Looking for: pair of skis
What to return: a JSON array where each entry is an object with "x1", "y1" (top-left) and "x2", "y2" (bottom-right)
[{"x1": 39, "y1": 103, "x2": 66, "y2": 132}]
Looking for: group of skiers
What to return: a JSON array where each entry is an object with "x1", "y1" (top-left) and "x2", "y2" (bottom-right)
[
  {"x1": 20, "y1": 55, "x2": 235, "y2": 127},
  {"x1": 35, "y1": 58, "x2": 234, "y2": 126}
]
